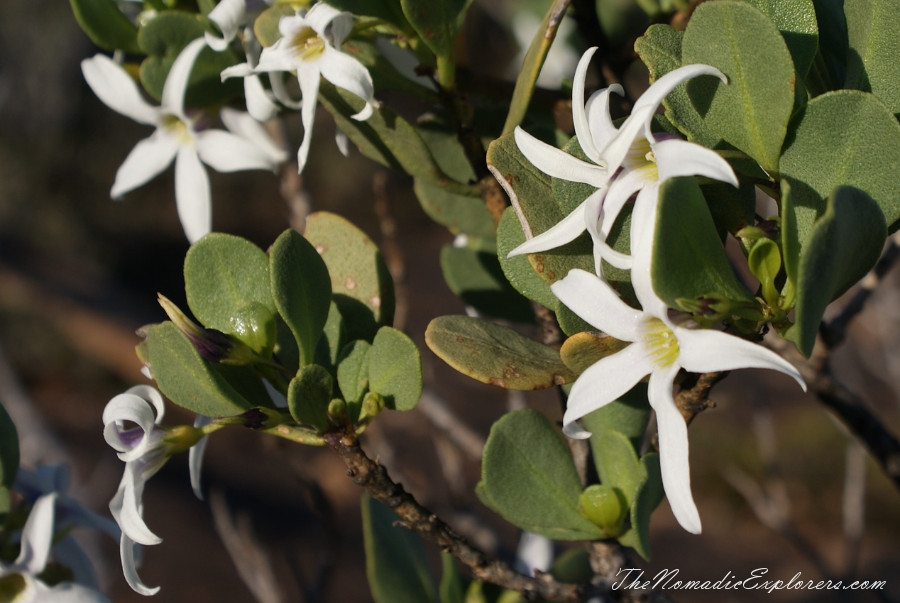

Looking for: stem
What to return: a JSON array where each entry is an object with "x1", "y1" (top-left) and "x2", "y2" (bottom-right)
[{"x1": 325, "y1": 432, "x2": 590, "y2": 601}]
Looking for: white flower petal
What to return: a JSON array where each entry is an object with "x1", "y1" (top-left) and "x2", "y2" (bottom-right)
[
  {"x1": 205, "y1": 0, "x2": 245, "y2": 51},
  {"x1": 119, "y1": 534, "x2": 160, "y2": 596},
  {"x1": 305, "y1": 2, "x2": 348, "y2": 42},
  {"x1": 318, "y1": 47, "x2": 374, "y2": 120},
  {"x1": 551, "y1": 269, "x2": 643, "y2": 340},
  {"x1": 514, "y1": 127, "x2": 606, "y2": 185},
  {"x1": 295, "y1": 63, "x2": 321, "y2": 173},
  {"x1": 506, "y1": 198, "x2": 589, "y2": 257},
  {"x1": 572, "y1": 47, "x2": 601, "y2": 163},
  {"x1": 648, "y1": 364, "x2": 702, "y2": 534},
  {"x1": 113, "y1": 469, "x2": 161, "y2": 546},
  {"x1": 626, "y1": 185, "x2": 668, "y2": 316},
  {"x1": 189, "y1": 415, "x2": 212, "y2": 500},
  {"x1": 174, "y1": 147, "x2": 212, "y2": 243},
  {"x1": 161, "y1": 38, "x2": 207, "y2": 116},
  {"x1": 335, "y1": 129, "x2": 350, "y2": 156},
  {"x1": 220, "y1": 62, "x2": 255, "y2": 80},
  {"x1": 270, "y1": 71, "x2": 303, "y2": 110},
  {"x1": 110, "y1": 132, "x2": 179, "y2": 198},
  {"x1": 653, "y1": 138, "x2": 737, "y2": 187},
  {"x1": 220, "y1": 107, "x2": 286, "y2": 163},
  {"x1": 81, "y1": 55, "x2": 160, "y2": 126},
  {"x1": 563, "y1": 343, "x2": 651, "y2": 437},
  {"x1": 584, "y1": 186, "x2": 632, "y2": 274},
  {"x1": 14, "y1": 493, "x2": 57, "y2": 574},
  {"x1": 244, "y1": 74, "x2": 280, "y2": 122},
  {"x1": 632, "y1": 64, "x2": 725, "y2": 116},
  {"x1": 586, "y1": 84, "x2": 623, "y2": 147},
  {"x1": 675, "y1": 328, "x2": 807, "y2": 390},
  {"x1": 196, "y1": 129, "x2": 280, "y2": 172},
  {"x1": 598, "y1": 105, "x2": 655, "y2": 177}
]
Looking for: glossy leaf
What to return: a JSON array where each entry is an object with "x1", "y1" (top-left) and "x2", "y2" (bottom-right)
[
  {"x1": 478, "y1": 409, "x2": 604, "y2": 540},
  {"x1": 652, "y1": 178, "x2": 755, "y2": 308},
  {"x1": 362, "y1": 494, "x2": 438, "y2": 603},
  {"x1": 425, "y1": 315, "x2": 575, "y2": 390},
  {"x1": 184, "y1": 233, "x2": 273, "y2": 334},
  {"x1": 779, "y1": 90, "x2": 900, "y2": 258},
  {"x1": 682, "y1": 1, "x2": 795, "y2": 174},
  {"x1": 69, "y1": 0, "x2": 141, "y2": 53},
  {"x1": 845, "y1": 0, "x2": 900, "y2": 115},
  {"x1": 400, "y1": 0, "x2": 473, "y2": 61},
  {"x1": 270, "y1": 229, "x2": 333, "y2": 367},
  {"x1": 368, "y1": 327, "x2": 422, "y2": 411},
  {"x1": 288, "y1": 364, "x2": 333, "y2": 432},
  {"x1": 304, "y1": 212, "x2": 395, "y2": 342},
  {"x1": 137, "y1": 11, "x2": 242, "y2": 105},
  {"x1": 139, "y1": 322, "x2": 259, "y2": 416},
  {"x1": 788, "y1": 186, "x2": 886, "y2": 356},
  {"x1": 439, "y1": 245, "x2": 534, "y2": 322}
]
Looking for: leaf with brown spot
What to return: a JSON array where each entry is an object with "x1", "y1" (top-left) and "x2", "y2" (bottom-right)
[{"x1": 560, "y1": 332, "x2": 630, "y2": 374}]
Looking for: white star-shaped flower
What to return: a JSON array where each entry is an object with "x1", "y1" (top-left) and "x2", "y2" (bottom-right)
[
  {"x1": 221, "y1": 3, "x2": 374, "y2": 172},
  {"x1": 82, "y1": 37, "x2": 286, "y2": 242},
  {"x1": 550, "y1": 260, "x2": 806, "y2": 534},
  {"x1": 509, "y1": 47, "x2": 737, "y2": 275}
]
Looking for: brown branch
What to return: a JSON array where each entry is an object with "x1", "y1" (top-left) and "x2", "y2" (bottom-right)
[
  {"x1": 674, "y1": 371, "x2": 726, "y2": 425},
  {"x1": 325, "y1": 432, "x2": 592, "y2": 601}
]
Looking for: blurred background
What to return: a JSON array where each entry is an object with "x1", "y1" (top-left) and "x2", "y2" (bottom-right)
[{"x1": 1, "y1": 0, "x2": 899, "y2": 601}]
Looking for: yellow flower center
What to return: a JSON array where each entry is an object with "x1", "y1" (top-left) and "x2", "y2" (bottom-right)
[
  {"x1": 640, "y1": 316, "x2": 680, "y2": 367},
  {"x1": 160, "y1": 114, "x2": 192, "y2": 144},
  {"x1": 626, "y1": 136, "x2": 658, "y2": 181},
  {"x1": 291, "y1": 27, "x2": 326, "y2": 61}
]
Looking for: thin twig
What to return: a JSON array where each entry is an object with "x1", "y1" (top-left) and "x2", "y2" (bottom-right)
[
  {"x1": 372, "y1": 170, "x2": 408, "y2": 332},
  {"x1": 325, "y1": 432, "x2": 591, "y2": 601}
]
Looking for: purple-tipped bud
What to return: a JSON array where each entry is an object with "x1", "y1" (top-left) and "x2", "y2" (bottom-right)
[{"x1": 158, "y1": 294, "x2": 234, "y2": 362}]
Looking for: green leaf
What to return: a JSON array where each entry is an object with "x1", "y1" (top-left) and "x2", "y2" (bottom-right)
[
  {"x1": 580, "y1": 383, "x2": 651, "y2": 453},
  {"x1": 559, "y1": 332, "x2": 629, "y2": 375},
  {"x1": 439, "y1": 245, "x2": 534, "y2": 322},
  {"x1": 288, "y1": 364, "x2": 333, "y2": 431},
  {"x1": 635, "y1": 24, "x2": 723, "y2": 148},
  {"x1": 807, "y1": 0, "x2": 847, "y2": 93},
  {"x1": 137, "y1": 12, "x2": 242, "y2": 105},
  {"x1": 368, "y1": 327, "x2": 422, "y2": 411},
  {"x1": 478, "y1": 409, "x2": 604, "y2": 540},
  {"x1": 502, "y1": 0, "x2": 571, "y2": 134},
  {"x1": 362, "y1": 494, "x2": 438, "y2": 603},
  {"x1": 327, "y1": 0, "x2": 409, "y2": 32},
  {"x1": 0, "y1": 402, "x2": 19, "y2": 499},
  {"x1": 414, "y1": 179, "x2": 495, "y2": 245},
  {"x1": 317, "y1": 80, "x2": 453, "y2": 185},
  {"x1": 589, "y1": 431, "x2": 644, "y2": 510},
  {"x1": 400, "y1": 0, "x2": 474, "y2": 61},
  {"x1": 496, "y1": 207, "x2": 559, "y2": 311},
  {"x1": 254, "y1": 4, "x2": 295, "y2": 47},
  {"x1": 425, "y1": 315, "x2": 575, "y2": 390},
  {"x1": 139, "y1": 322, "x2": 259, "y2": 416},
  {"x1": 845, "y1": 0, "x2": 900, "y2": 115},
  {"x1": 779, "y1": 90, "x2": 900, "y2": 252},
  {"x1": 304, "y1": 212, "x2": 395, "y2": 342},
  {"x1": 270, "y1": 229, "x2": 333, "y2": 367},
  {"x1": 682, "y1": 0, "x2": 795, "y2": 173},
  {"x1": 652, "y1": 178, "x2": 755, "y2": 308},
  {"x1": 788, "y1": 186, "x2": 886, "y2": 356},
  {"x1": 617, "y1": 453, "x2": 664, "y2": 560},
  {"x1": 439, "y1": 553, "x2": 466, "y2": 603},
  {"x1": 745, "y1": 0, "x2": 819, "y2": 80},
  {"x1": 315, "y1": 302, "x2": 346, "y2": 370},
  {"x1": 337, "y1": 340, "x2": 371, "y2": 412},
  {"x1": 578, "y1": 484, "x2": 627, "y2": 536},
  {"x1": 184, "y1": 233, "x2": 274, "y2": 334},
  {"x1": 69, "y1": 0, "x2": 141, "y2": 53},
  {"x1": 747, "y1": 238, "x2": 782, "y2": 305}
]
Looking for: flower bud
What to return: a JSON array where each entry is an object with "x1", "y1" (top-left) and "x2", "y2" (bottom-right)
[{"x1": 578, "y1": 484, "x2": 627, "y2": 537}]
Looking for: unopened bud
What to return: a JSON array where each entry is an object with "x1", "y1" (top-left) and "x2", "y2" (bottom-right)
[{"x1": 578, "y1": 484, "x2": 627, "y2": 537}]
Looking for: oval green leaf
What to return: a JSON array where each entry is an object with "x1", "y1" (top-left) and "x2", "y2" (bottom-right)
[
  {"x1": 368, "y1": 327, "x2": 422, "y2": 411},
  {"x1": 69, "y1": 0, "x2": 141, "y2": 53},
  {"x1": 288, "y1": 364, "x2": 334, "y2": 431},
  {"x1": 845, "y1": 0, "x2": 900, "y2": 115},
  {"x1": 439, "y1": 245, "x2": 534, "y2": 323}
]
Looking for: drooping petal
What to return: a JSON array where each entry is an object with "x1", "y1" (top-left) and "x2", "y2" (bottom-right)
[
  {"x1": 161, "y1": 38, "x2": 208, "y2": 118},
  {"x1": 189, "y1": 415, "x2": 212, "y2": 500},
  {"x1": 244, "y1": 73, "x2": 280, "y2": 122},
  {"x1": 653, "y1": 138, "x2": 737, "y2": 187},
  {"x1": 112, "y1": 468, "x2": 161, "y2": 546},
  {"x1": 174, "y1": 147, "x2": 212, "y2": 242},
  {"x1": 219, "y1": 107, "x2": 286, "y2": 163},
  {"x1": 514, "y1": 127, "x2": 607, "y2": 185},
  {"x1": 586, "y1": 84, "x2": 623, "y2": 148},
  {"x1": 584, "y1": 183, "x2": 632, "y2": 273},
  {"x1": 674, "y1": 328, "x2": 806, "y2": 390},
  {"x1": 81, "y1": 55, "x2": 160, "y2": 126},
  {"x1": 205, "y1": 0, "x2": 246, "y2": 51},
  {"x1": 506, "y1": 198, "x2": 589, "y2": 257},
  {"x1": 119, "y1": 534, "x2": 159, "y2": 596},
  {"x1": 305, "y1": 2, "x2": 347, "y2": 42},
  {"x1": 196, "y1": 129, "x2": 280, "y2": 172},
  {"x1": 647, "y1": 364, "x2": 702, "y2": 534},
  {"x1": 102, "y1": 389, "x2": 164, "y2": 460},
  {"x1": 550, "y1": 269, "x2": 643, "y2": 341},
  {"x1": 110, "y1": 132, "x2": 179, "y2": 198},
  {"x1": 563, "y1": 343, "x2": 652, "y2": 437},
  {"x1": 632, "y1": 64, "x2": 725, "y2": 116},
  {"x1": 14, "y1": 493, "x2": 57, "y2": 574},
  {"x1": 269, "y1": 71, "x2": 303, "y2": 110},
  {"x1": 220, "y1": 61, "x2": 256, "y2": 80},
  {"x1": 317, "y1": 46, "x2": 374, "y2": 120},
  {"x1": 295, "y1": 62, "x2": 321, "y2": 173},
  {"x1": 571, "y1": 47, "x2": 602, "y2": 163},
  {"x1": 625, "y1": 184, "x2": 668, "y2": 317}
]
